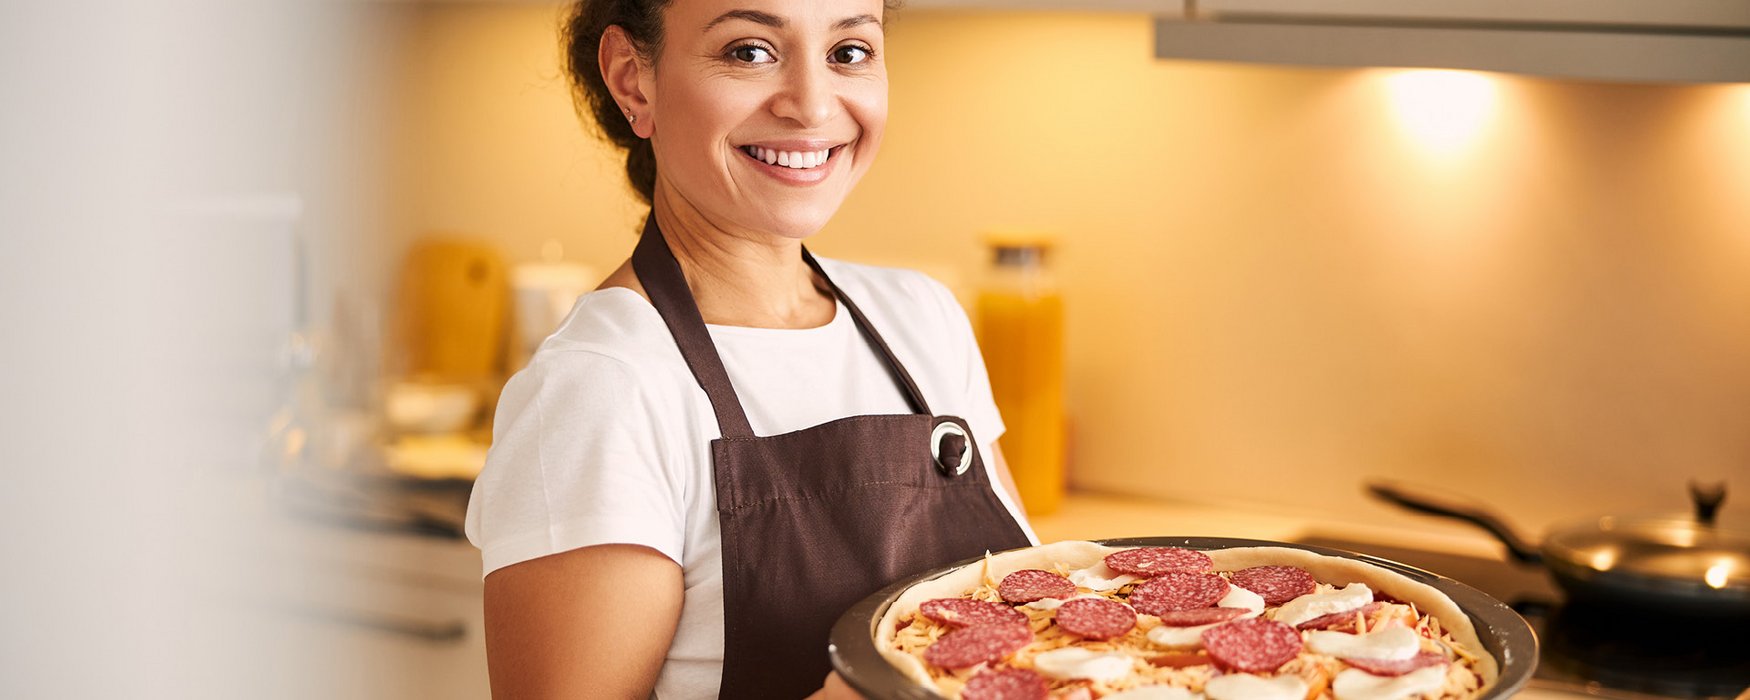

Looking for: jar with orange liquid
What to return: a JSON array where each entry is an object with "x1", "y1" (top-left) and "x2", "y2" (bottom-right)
[{"x1": 976, "y1": 233, "x2": 1066, "y2": 516}]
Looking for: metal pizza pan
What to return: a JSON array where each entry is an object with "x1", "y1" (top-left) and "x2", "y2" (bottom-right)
[{"x1": 828, "y1": 536, "x2": 1538, "y2": 700}]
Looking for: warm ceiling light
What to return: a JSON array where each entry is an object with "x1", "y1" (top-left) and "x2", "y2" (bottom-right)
[
  {"x1": 1383, "y1": 69, "x2": 1499, "y2": 157},
  {"x1": 1705, "y1": 561, "x2": 1732, "y2": 589}
]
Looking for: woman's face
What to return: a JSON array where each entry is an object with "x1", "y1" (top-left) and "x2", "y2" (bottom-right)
[{"x1": 647, "y1": 0, "x2": 888, "y2": 240}]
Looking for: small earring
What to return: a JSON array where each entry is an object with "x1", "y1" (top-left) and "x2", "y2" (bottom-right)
[{"x1": 626, "y1": 113, "x2": 637, "y2": 124}]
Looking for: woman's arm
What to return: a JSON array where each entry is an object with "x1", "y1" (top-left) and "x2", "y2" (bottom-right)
[{"x1": 483, "y1": 543, "x2": 684, "y2": 699}]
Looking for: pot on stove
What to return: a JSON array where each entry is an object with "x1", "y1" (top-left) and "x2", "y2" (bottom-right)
[{"x1": 1367, "y1": 479, "x2": 1750, "y2": 617}]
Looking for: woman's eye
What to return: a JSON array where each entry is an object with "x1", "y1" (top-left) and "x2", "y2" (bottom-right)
[
  {"x1": 730, "y1": 45, "x2": 775, "y2": 64},
  {"x1": 831, "y1": 45, "x2": 871, "y2": 65}
]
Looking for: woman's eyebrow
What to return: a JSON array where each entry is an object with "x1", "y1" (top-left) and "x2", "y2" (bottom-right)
[
  {"x1": 703, "y1": 9, "x2": 784, "y2": 32},
  {"x1": 701, "y1": 10, "x2": 883, "y2": 33},
  {"x1": 833, "y1": 14, "x2": 881, "y2": 31}
]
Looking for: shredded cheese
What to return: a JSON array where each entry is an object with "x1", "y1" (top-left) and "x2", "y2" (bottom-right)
[{"x1": 889, "y1": 566, "x2": 1490, "y2": 699}]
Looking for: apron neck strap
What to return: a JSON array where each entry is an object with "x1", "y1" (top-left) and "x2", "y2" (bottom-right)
[
  {"x1": 632, "y1": 216, "x2": 756, "y2": 438},
  {"x1": 799, "y1": 249, "x2": 932, "y2": 417},
  {"x1": 630, "y1": 215, "x2": 933, "y2": 440}
]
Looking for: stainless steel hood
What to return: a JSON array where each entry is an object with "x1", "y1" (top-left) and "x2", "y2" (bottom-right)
[{"x1": 1155, "y1": 0, "x2": 1750, "y2": 83}]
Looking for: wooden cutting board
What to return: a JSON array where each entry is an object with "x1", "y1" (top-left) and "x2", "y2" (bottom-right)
[{"x1": 393, "y1": 239, "x2": 508, "y2": 383}]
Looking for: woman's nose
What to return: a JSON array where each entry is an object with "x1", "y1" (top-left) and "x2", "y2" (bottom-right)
[{"x1": 770, "y1": 61, "x2": 835, "y2": 128}]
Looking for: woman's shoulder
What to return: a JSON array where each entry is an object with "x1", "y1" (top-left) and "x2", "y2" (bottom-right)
[
  {"x1": 540, "y1": 286, "x2": 672, "y2": 357},
  {"x1": 494, "y1": 286, "x2": 704, "y2": 444},
  {"x1": 521, "y1": 286, "x2": 693, "y2": 388}
]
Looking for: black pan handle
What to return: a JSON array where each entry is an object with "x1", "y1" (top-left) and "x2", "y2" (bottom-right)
[{"x1": 1365, "y1": 479, "x2": 1543, "y2": 565}]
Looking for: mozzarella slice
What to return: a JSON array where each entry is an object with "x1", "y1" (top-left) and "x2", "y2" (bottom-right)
[
  {"x1": 1306, "y1": 625, "x2": 1420, "y2": 660},
  {"x1": 1274, "y1": 582, "x2": 1373, "y2": 627},
  {"x1": 1204, "y1": 673, "x2": 1309, "y2": 700},
  {"x1": 1030, "y1": 647, "x2": 1135, "y2": 683},
  {"x1": 1069, "y1": 562, "x2": 1140, "y2": 592},
  {"x1": 1217, "y1": 584, "x2": 1266, "y2": 618},
  {"x1": 1146, "y1": 622, "x2": 1219, "y2": 649},
  {"x1": 1024, "y1": 594, "x2": 1104, "y2": 611},
  {"x1": 1332, "y1": 666, "x2": 1448, "y2": 700}
]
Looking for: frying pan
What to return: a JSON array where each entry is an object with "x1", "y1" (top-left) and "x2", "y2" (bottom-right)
[{"x1": 1367, "y1": 479, "x2": 1750, "y2": 617}]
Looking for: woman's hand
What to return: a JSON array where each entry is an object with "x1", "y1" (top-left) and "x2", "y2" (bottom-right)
[
  {"x1": 803, "y1": 671, "x2": 866, "y2": 700},
  {"x1": 482, "y1": 543, "x2": 683, "y2": 699}
]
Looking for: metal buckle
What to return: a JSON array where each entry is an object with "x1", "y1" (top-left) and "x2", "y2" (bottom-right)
[{"x1": 931, "y1": 421, "x2": 971, "y2": 477}]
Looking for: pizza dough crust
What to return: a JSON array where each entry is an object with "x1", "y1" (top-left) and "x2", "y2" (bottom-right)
[{"x1": 874, "y1": 542, "x2": 1500, "y2": 694}]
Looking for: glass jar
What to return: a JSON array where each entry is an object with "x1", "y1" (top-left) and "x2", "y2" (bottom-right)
[{"x1": 976, "y1": 233, "x2": 1066, "y2": 516}]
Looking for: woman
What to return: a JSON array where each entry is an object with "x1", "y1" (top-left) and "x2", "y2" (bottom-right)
[{"x1": 465, "y1": 1, "x2": 1038, "y2": 697}]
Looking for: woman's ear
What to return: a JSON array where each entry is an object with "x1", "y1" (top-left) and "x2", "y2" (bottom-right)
[{"x1": 600, "y1": 25, "x2": 654, "y2": 139}]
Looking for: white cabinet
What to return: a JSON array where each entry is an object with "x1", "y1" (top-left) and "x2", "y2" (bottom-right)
[
  {"x1": 258, "y1": 519, "x2": 489, "y2": 700},
  {"x1": 1156, "y1": 0, "x2": 1750, "y2": 83}
]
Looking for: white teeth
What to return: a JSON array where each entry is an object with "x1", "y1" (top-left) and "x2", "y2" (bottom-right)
[{"x1": 743, "y1": 146, "x2": 833, "y2": 170}]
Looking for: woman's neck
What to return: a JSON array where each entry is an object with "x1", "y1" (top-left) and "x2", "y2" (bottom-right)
[{"x1": 650, "y1": 189, "x2": 835, "y2": 330}]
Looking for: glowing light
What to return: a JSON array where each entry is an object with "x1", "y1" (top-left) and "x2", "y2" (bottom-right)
[
  {"x1": 1383, "y1": 70, "x2": 1499, "y2": 156},
  {"x1": 1705, "y1": 562, "x2": 1732, "y2": 589},
  {"x1": 1588, "y1": 547, "x2": 1618, "y2": 572}
]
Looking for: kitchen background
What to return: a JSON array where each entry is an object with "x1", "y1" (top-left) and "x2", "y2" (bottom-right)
[
  {"x1": 373, "y1": 3, "x2": 1750, "y2": 522},
  {"x1": 4, "y1": 0, "x2": 1746, "y2": 698}
]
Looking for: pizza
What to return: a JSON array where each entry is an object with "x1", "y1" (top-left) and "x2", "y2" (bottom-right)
[{"x1": 875, "y1": 541, "x2": 1499, "y2": 700}]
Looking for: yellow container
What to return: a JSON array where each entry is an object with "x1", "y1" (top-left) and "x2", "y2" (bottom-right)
[{"x1": 976, "y1": 234, "x2": 1066, "y2": 516}]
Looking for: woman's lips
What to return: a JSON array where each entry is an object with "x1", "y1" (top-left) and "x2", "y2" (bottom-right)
[{"x1": 735, "y1": 143, "x2": 847, "y2": 185}]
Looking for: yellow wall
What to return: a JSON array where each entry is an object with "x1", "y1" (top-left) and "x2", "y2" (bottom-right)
[{"x1": 388, "y1": 5, "x2": 1750, "y2": 530}]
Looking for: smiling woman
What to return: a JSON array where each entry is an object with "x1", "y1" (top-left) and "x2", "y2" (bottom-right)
[
  {"x1": 566, "y1": 0, "x2": 893, "y2": 238},
  {"x1": 464, "y1": 1, "x2": 1039, "y2": 699}
]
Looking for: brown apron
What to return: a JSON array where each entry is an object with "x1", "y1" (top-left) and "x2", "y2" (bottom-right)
[{"x1": 631, "y1": 216, "x2": 1033, "y2": 699}]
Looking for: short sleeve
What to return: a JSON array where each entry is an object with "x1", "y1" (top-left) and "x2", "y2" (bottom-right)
[{"x1": 464, "y1": 349, "x2": 688, "y2": 577}]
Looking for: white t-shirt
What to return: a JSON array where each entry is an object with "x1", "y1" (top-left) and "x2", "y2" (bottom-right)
[{"x1": 464, "y1": 257, "x2": 1037, "y2": 700}]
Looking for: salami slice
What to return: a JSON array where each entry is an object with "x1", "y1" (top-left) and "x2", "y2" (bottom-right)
[
  {"x1": 1053, "y1": 597, "x2": 1137, "y2": 640},
  {"x1": 999, "y1": 569, "x2": 1076, "y2": 604},
  {"x1": 920, "y1": 598, "x2": 1028, "y2": 628},
  {"x1": 1104, "y1": 547, "x2": 1213, "y2": 576},
  {"x1": 924, "y1": 623, "x2": 1034, "y2": 669},
  {"x1": 1200, "y1": 618, "x2": 1303, "y2": 673},
  {"x1": 1296, "y1": 602, "x2": 1385, "y2": 631},
  {"x1": 1126, "y1": 572, "x2": 1229, "y2": 616},
  {"x1": 960, "y1": 667, "x2": 1050, "y2": 700},
  {"x1": 1153, "y1": 606, "x2": 1248, "y2": 627},
  {"x1": 1228, "y1": 565, "x2": 1317, "y2": 606},
  {"x1": 1343, "y1": 651, "x2": 1450, "y2": 677}
]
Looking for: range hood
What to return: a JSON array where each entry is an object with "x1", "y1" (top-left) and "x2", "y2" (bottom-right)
[{"x1": 1155, "y1": 0, "x2": 1750, "y2": 83}]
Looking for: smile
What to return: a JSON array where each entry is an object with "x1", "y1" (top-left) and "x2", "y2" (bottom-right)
[{"x1": 737, "y1": 144, "x2": 843, "y2": 170}]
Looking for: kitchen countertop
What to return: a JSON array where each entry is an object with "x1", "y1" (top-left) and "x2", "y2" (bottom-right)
[{"x1": 1028, "y1": 491, "x2": 1510, "y2": 562}]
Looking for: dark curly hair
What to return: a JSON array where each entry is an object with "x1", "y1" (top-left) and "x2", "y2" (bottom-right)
[{"x1": 562, "y1": 1, "x2": 902, "y2": 205}]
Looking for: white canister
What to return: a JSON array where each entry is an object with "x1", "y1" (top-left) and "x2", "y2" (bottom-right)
[{"x1": 509, "y1": 241, "x2": 596, "y2": 370}]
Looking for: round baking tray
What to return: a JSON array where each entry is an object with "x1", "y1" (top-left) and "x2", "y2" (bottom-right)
[{"x1": 829, "y1": 536, "x2": 1538, "y2": 699}]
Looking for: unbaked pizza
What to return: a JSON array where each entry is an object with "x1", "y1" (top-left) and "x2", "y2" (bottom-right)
[{"x1": 875, "y1": 542, "x2": 1500, "y2": 700}]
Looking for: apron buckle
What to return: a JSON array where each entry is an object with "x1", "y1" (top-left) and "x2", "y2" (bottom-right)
[{"x1": 932, "y1": 421, "x2": 972, "y2": 477}]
